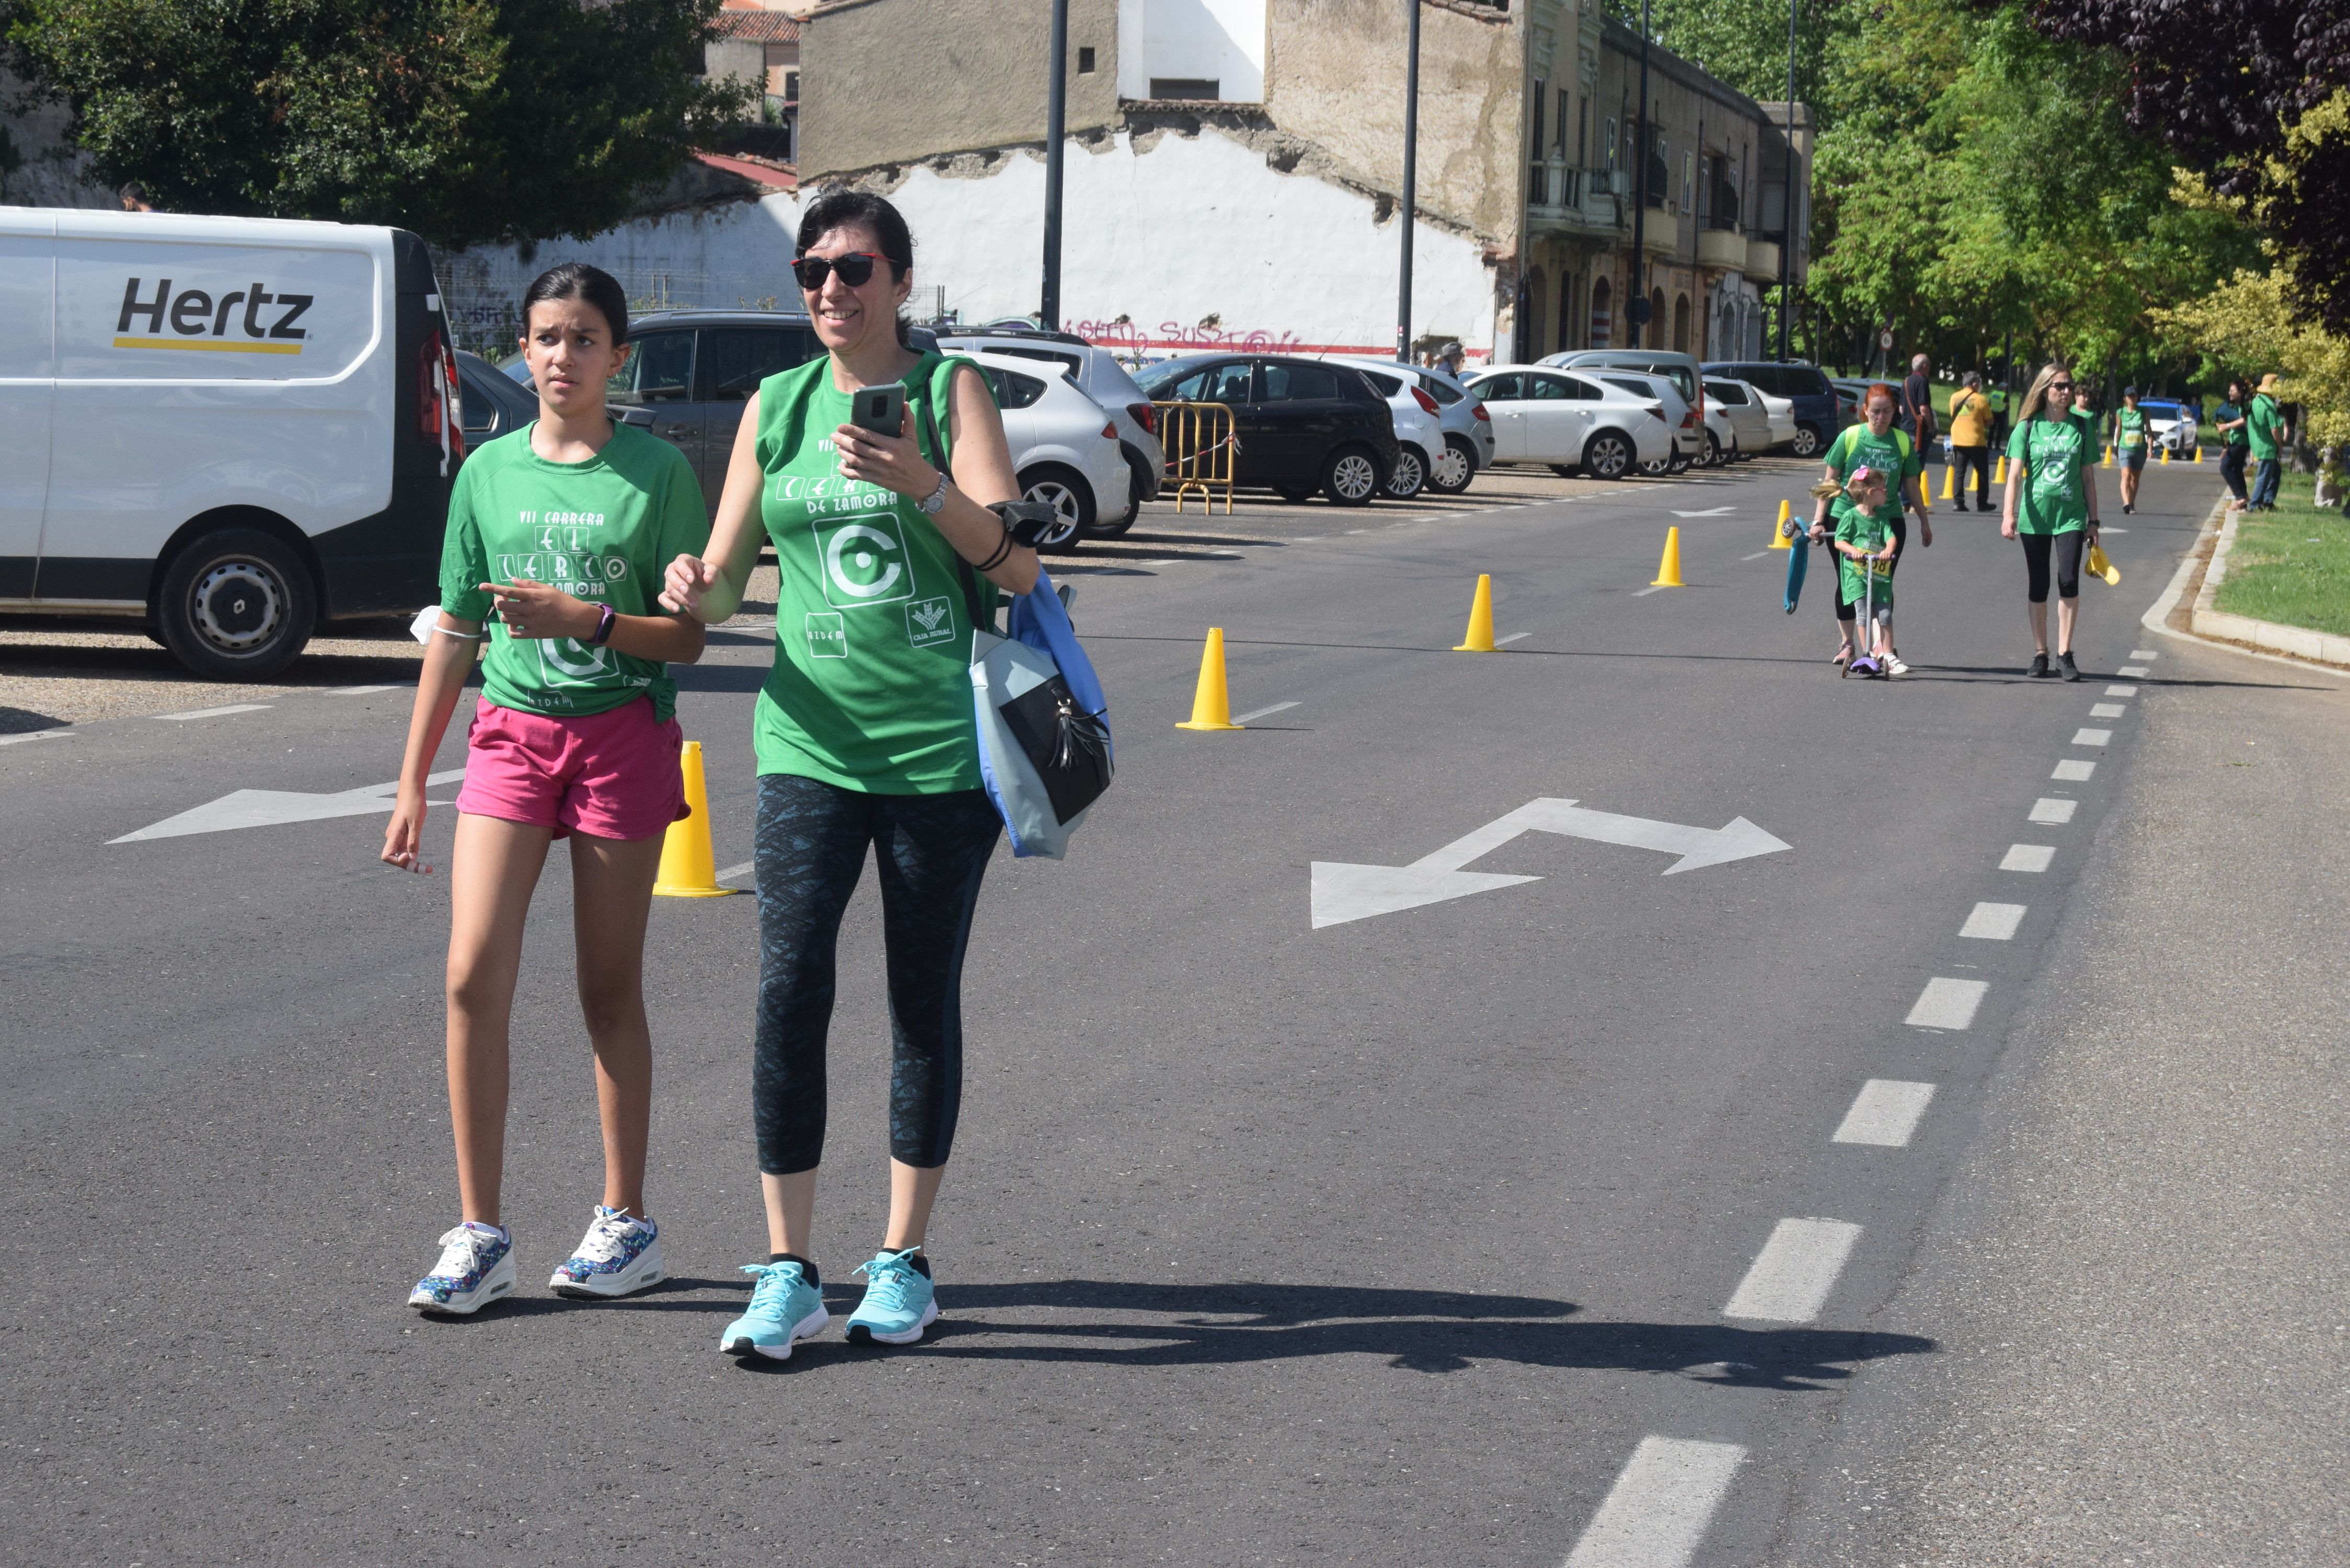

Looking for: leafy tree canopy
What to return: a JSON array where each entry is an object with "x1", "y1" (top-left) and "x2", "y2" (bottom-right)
[{"x1": 5, "y1": 0, "x2": 753, "y2": 250}]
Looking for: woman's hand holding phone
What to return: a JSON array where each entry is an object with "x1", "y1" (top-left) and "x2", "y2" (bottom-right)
[{"x1": 834, "y1": 406, "x2": 939, "y2": 501}]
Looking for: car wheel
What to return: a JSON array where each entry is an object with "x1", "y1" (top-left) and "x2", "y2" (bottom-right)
[
  {"x1": 1667, "y1": 445, "x2": 1692, "y2": 474},
  {"x1": 1427, "y1": 435, "x2": 1477, "y2": 494},
  {"x1": 155, "y1": 526, "x2": 317, "y2": 681},
  {"x1": 1583, "y1": 430, "x2": 1635, "y2": 481},
  {"x1": 1322, "y1": 445, "x2": 1381, "y2": 506},
  {"x1": 1702, "y1": 430, "x2": 1723, "y2": 467},
  {"x1": 1018, "y1": 464, "x2": 1095, "y2": 552},
  {"x1": 1791, "y1": 423, "x2": 1822, "y2": 458},
  {"x1": 1384, "y1": 445, "x2": 1427, "y2": 500}
]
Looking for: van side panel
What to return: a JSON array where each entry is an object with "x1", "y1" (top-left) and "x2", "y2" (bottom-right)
[
  {"x1": 40, "y1": 215, "x2": 395, "y2": 606},
  {"x1": 310, "y1": 229, "x2": 455, "y2": 618},
  {"x1": 0, "y1": 216, "x2": 58, "y2": 601}
]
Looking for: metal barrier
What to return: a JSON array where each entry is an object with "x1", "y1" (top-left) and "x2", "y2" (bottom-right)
[{"x1": 1154, "y1": 400, "x2": 1238, "y2": 515}]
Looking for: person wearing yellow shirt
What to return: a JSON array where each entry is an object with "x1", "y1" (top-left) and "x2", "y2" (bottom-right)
[{"x1": 1946, "y1": 371, "x2": 1994, "y2": 512}]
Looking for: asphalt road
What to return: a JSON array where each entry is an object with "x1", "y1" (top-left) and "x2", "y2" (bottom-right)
[{"x1": 3, "y1": 456, "x2": 2333, "y2": 1567}]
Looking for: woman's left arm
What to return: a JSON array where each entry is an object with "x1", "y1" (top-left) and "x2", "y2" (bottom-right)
[{"x1": 2081, "y1": 454, "x2": 2100, "y2": 536}]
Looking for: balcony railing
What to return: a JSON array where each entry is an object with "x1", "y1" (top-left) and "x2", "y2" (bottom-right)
[{"x1": 1528, "y1": 161, "x2": 1627, "y2": 231}]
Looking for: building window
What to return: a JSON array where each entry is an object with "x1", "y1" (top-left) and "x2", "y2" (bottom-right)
[
  {"x1": 1078, "y1": 46, "x2": 1096, "y2": 73},
  {"x1": 1683, "y1": 151, "x2": 1695, "y2": 214},
  {"x1": 1150, "y1": 77, "x2": 1220, "y2": 99},
  {"x1": 785, "y1": 71, "x2": 800, "y2": 103},
  {"x1": 1606, "y1": 117, "x2": 1618, "y2": 168}
]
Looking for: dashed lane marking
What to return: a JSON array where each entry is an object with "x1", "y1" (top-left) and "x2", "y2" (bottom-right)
[
  {"x1": 2130, "y1": 649, "x2": 2158, "y2": 660},
  {"x1": 2118, "y1": 664, "x2": 2150, "y2": 677},
  {"x1": 2029, "y1": 797, "x2": 2078, "y2": 824},
  {"x1": 1562, "y1": 1436, "x2": 1748, "y2": 1568},
  {"x1": 1230, "y1": 700, "x2": 1300, "y2": 724},
  {"x1": 155, "y1": 704, "x2": 272, "y2": 722},
  {"x1": 1832, "y1": 1080, "x2": 1937, "y2": 1147},
  {"x1": 716, "y1": 862, "x2": 754, "y2": 885},
  {"x1": 2072, "y1": 727, "x2": 2112, "y2": 746},
  {"x1": 2090, "y1": 702, "x2": 2127, "y2": 718},
  {"x1": 1495, "y1": 631, "x2": 1533, "y2": 645},
  {"x1": 1907, "y1": 977, "x2": 1989, "y2": 1030},
  {"x1": 1632, "y1": 585, "x2": 1667, "y2": 597},
  {"x1": 328, "y1": 685, "x2": 400, "y2": 696},
  {"x1": 1741, "y1": 549, "x2": 1771, "y2": 561},
  {"x1": 2001, "y1": 844, "x2": 2056, "y2": 872},
  {"x1": 1961, "y1": 901, "x2": 2027, "y2": 940},
  {"x1": 2105, "y1": 684, "x2": 2137, "y2": 696},
  {"x1": 1723, "y1": 1217, "x2": 1863, "y2": 1322},
  {"x1": 0, "y1": 729, "x2": 74, "y2": 747},
  {"x1": 2053, "y1": 758, "x2": 2096, "y2": 781}
]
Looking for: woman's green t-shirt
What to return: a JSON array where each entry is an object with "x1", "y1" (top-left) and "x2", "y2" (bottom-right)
[
  {"x1": 1824, "y1": 422, "x2": 1920, "y2": 493},
  {"x1": 751, "y1": 351, "x2": 996, "y2": 793},
  {"x1": 2113, "y1": 407, "x2": 2146, "y2": 448},
  {"x1": 438, "y1": 421, "x2": 710, "y2": 721},
  {"x1": 2008, "y1": 414, "x2": 2092, "y2": 536}
]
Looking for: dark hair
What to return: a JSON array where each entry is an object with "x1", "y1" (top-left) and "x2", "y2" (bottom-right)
[
  {"x1": 796, "y1": 188, "x2": 916, "y2": 347},
  {"x1": 522, "y1": 262, "x2": 629, "y2": 346}
]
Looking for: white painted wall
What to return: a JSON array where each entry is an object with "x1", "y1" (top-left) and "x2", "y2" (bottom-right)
[
  {"x1": 436, "y1": 127, "x2": 1497, "y2": 366},
  {"x1": 1119, "y1": 0, "x2": 1266, "y2": 102}
]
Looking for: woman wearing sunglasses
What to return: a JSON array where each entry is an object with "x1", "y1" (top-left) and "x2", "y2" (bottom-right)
[
  {"x1": 660, "y1": 190, "x2": 1035, "y2": 1359},
  {"x1": 2000, "y1": 362, "x2": 2102, "y2": 680}
]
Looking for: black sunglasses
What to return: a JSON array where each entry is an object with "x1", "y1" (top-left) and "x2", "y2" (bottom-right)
[
  {"x1": 2049, "y1": 380, "x2": 2075, "y2": 391},
  {"x1": 791, "y1": 252, "x2": 883, "y2": 290}
]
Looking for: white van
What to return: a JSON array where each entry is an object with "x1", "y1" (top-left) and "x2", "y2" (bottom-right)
[{"x1": 1, "y1": 207, "x2": 460, "y2": 677}]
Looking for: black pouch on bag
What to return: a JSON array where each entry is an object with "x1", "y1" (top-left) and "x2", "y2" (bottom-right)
[{"x1": 996, "y1": 675, "x2": 1113, "y2": 825}]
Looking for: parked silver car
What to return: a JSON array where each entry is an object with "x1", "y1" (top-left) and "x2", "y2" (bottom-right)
[
  {"x1": 959, "y1": 349, "x2": 1133, "y2": 553},
  {"x1": 931, "y1": 326, "x2": 1163, "y2": 535},
  {"x1": 1702, "y1": 377, "x2": 1773, "y2": 460},
  {"x1": 1588, "y1": 371, "x2": 1699, "y2": 475},
  {"x1": 1328, "y1": 357, "x2": 1495, "y2": 495}
]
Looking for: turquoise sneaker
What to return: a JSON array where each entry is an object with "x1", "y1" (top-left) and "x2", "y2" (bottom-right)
[
  {"x1": 719, "y1": 1261, "x2": 828, "y2": 1361},
  {"x1": 845, "y1": 1247, "x2": 938, "y2": 1345}
]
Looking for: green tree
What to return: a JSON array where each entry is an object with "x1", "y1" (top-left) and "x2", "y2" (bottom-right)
[{"x1": 5, "y1": 0, "x2": 753, "y2": 249}]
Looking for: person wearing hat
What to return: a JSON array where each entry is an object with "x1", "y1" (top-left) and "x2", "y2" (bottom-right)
[
  {"x1": 2109, "y1": 386, "x2": 2149, "y2": 513},
  {"x1": 1436, "y1": 342, "x2": 1466, "y2": 377},
  {"x1": 2247, "y1": 373, "x2": 2287, "y2": 511}
]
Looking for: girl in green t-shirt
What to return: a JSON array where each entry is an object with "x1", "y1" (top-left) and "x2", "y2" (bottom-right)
[
  {"x1": 383, "y1": 263, "x2": 711, "y2": 1316},
  {"x1": 660, "y1": 190, "x2": 1038, "y2": 1358},
  {"x1": 1830, "y1": 466, "x2": 1903, "y2": 674},
  {"x1": 2109, "y1": 387, "x2": 2148, "y2": 514},
  {"x1": 2000, "y1": 361, "x2": 2102, "y2": 681}
]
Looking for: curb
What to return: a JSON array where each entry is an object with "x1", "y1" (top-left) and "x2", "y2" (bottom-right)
[{"x1": 2142, "y1": 491, "x2": 2350, "y2": 679}]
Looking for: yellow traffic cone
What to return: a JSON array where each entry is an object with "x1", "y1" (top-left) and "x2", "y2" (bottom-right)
[
  {"x1": 1769, "y1": 498, "x2": 1793, "y2": 550},
  {"x1": 1916, "y1": 470, "x2": 1931, "y2": 513},
  {"x1": 2102, "y1": 444, "x2": 2114, "y2": 468},
  {"x1": 1651, "y1": 527, "x2": 1685, "y2": 587},
  {"x1": 1940, "y1": 464, "x2": 1955, "y2": 500},
  {"x1": 1176, "y1": 627, "x2": 1245, "y2": 729},
  {"x1": 2160, "y1": 444, "x2": 2171, "y2": 465},
  {"x1": 2192, "y1": 445, "x2": 2203, "y2": 464},
  {"x1": 653, "y1": 741, "x2": 737, "y2": 897},
  {"x1": 1454, "y1": 574, "x2": 1497, "y2": 651},
  {"x1": 1995, "y1": 453, "x2": 2009, "y2": 484}
]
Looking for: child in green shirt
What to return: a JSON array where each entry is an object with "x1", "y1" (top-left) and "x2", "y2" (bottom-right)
[{"x1": 1831, "y1": 466, "x2": 1902, "y2": 675}]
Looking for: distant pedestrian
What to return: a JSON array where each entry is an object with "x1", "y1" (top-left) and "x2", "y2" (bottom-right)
[
  {"x1": 2001, "y1": 361, "x2": 2101, "y2": 681},
  {"x1": 1437, "y1": 341, "x2": 1466, "y2": 377},
  {"x1": 1900, "y1": 353, "x2": 1936, "y2": 451},
  {"x1": 118, "y1": 181, "x2": 152, "y2": 212},
  {"x1": 2109, "y1": 386, "x2": 2148, "y2": 514},
  {"x1": 660, "y1": 189, "x2": 1037, "y2": 1360},
  {"x1": 1988, "y1": 379, "x2": 2011, "y2": 447},
  {"x1": 2247, "y1": 373, "x2": 2287, "y2": 510},
  {"x1": 1808, "y1": 382, "x2": 1931, "y2": 669},
  {"x1": 384, "y1": 262, "x2": 712, "y2": 1315},
  {"x1": 1946, "y1": 371, "x2": 1994, "y2": 511},
  {"x1": 2215, "y1": 378, "x2": 2251, "y2": 510}
]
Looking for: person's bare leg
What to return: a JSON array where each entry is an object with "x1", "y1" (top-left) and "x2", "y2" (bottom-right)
[
  {"x1": 445, "y1": 814, "x2": 555, "y2": 1227},
  {"x1": 2056, "y1": 593, "x2": 2079, "y2": 655},
  {"x1": 883, "y1": 1159, "x2": 947, "y2": 1252},
  {"x1": 2029, "y1": 598, "x2": 2050, "y2": 655},
  {"x1": 569, "y1": 831, "x2": 664, "y2": 1217},
  {"x1": 762, "y1": 1169, "x2": 819, "y2": 1256}
]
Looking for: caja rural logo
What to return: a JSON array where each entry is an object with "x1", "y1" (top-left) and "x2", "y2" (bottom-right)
[{"x1": 113, "y1": 278, "x2": 314, "y2": 355}]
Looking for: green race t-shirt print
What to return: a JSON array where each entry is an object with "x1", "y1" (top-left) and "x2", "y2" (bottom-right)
[
  {"x1": 2006, "y1": 414, "x2": 2091, "y2": 536},
  {"x1": 438, "y1": 421, "x2": 710, "y2": 721}
]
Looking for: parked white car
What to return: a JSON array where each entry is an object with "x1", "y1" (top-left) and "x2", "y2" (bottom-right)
[
  {"x1": 1324, "y1": 358, "x2": 1443, "y2": 498},
  {"x1": 1702, "y1": 377, "x2": 1773, "y2": 461},
  {"x1": 932, "y1": 326, "x2": 1162, "y2": 534},
  {"x1": 1752, "y1": 386, "x2": 1799, "y2": 449},
  {"x1": 960, "y1": 349, "x2": 1131, "y2": 552},
  {"x1": 1460, "y1": 365, "x2": 1671, "y2": 480},
  {"x1": 1589, "y1": 371, "x2": 1701, "y2": 476}
]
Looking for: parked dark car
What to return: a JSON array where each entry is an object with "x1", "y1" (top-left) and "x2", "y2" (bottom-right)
[
  {"x1": 1704, "y1": 360, "x2": 1842, "y2": 457},
  {"x1": 455, "y1": 350, "x2": 540, "y2": 448},
  {"x1": 1134, "y1": 354, "x2": 1400, "y2": 505}
]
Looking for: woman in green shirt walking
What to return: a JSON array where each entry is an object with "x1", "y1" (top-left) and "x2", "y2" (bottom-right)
[
  {"x1": 2109, "y1": 386, "x2": 2149, "y2": 514},
  {"x1": 2001, "y1": 361, "x2": 2102, "y2": 680},
  {"x1": 661, "y1": 190, "x2": 1036, "y2": 1358}
]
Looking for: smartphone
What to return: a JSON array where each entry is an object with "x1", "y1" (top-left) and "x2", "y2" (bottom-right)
[{"x1": 850, "y1": 382, "x2": 906, "y2": 437}]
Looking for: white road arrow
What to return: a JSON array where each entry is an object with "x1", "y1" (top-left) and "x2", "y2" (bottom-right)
[
  {"x1": 1310, "y1": 797, "x2": 1790, "y2": 929},
  {"x1": 1671, "y1": 505, "x2": 1738, "y2": 516},
  {"x1": 111, "y1": 769, "x2": 465, "y2": 844}
]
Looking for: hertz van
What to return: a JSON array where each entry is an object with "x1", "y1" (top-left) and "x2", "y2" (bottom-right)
[{"x1": 0, "y1": 207, "x2": 462, "y2": 677}]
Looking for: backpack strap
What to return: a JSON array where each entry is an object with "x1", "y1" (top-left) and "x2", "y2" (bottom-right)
[{"x1": 914, "y1": 356, "x2": 999, "y2": 636}]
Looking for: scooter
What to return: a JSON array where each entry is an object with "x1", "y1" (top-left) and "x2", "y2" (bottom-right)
[{"x1": 1843, "y1": 545, "x2": 1887, "y2": 678}]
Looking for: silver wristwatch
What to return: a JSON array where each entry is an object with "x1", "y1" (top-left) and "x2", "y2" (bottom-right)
[{"x1": 918, "y1": 472, "x2": 949, "y2": 516}]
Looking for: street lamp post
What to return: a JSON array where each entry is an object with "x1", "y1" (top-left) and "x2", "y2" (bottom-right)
[
  {"x1": 1628, "y1": 0, "x2": 1651, "y2": 348},
  {"x1": 1777, "y1": 0, "x2": 1795, "y2": 360},
  {"x1": 1396, "y1": 0, "x2": 1421, "y2": 363},
  {"x1": 1040, "y1": 0, "x2": 1070, "y2": 329}
]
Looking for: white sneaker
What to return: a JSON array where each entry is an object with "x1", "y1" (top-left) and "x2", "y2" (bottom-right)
[
  {"x1": 408, "y1": 1221, "x2": 516, "y2": 1315},
  {"x1": 549, "y1": 1207, "x2": 664, "y2": 1299},
  {"x1": 1888, "y1": 655, "x2": 1909, "y2": 675}
]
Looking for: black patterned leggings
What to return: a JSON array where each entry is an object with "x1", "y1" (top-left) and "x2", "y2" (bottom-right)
[{"x1": 752, "y1": 773, "x2": 1001, "y2": 1175}]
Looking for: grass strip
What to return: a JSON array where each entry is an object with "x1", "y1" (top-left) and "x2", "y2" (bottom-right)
[{"x1": 2213, "y1": 471, "x2": 2350, "y2": 637}]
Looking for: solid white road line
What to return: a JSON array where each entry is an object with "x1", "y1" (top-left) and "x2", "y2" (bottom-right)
[
  {"x1": 155, "y1": 704, "x2": 271, "y2": 722},
  {"x1": 2072, "y1": 728, "x2": 2112, "y2": 746},
  {"x1": 1741, "y1": 549, "x2": 1771, "y2": 561},
  {"x1": 1293, "y1": 536, "x2": 1323, "y2": 543},
  {"x1": 1632, "y1": 585, "x2": 1667, "y2": 597},
  {"x1": 1345, "y1": 528, "x2": 1373, "y2": 534},
  {"x1": 1833, "y1": 1079, "x2": 1937, "y2": 1147},
  {"x1": 1961, "y1": 901, "x2": 2028, "y2": 940},
  {"x1": 2105, "y1": 684, "x2": 2137, "y2": 696},
  {"x1": 2118, "y1": 664, "x2": 2150, "y2": 677},
  {"x1": 1562, "y1": 1437, "x2": 1748, "y2": 1568},
  {"x1": 2090, "y1": 702, "x2": 2127, "y2": 718},
  {"x1": 2131, "y1": 649, "x2": 2158, "y2": 660},
  {"x1": 1495, "y1": 631, "x2": 1533, "y2": 645},
  {"x1": 1907, "y1": 977, "x2": 1989, "y2": 1030},
  {"x1": 715, "y1": 862, "x2": 755, "y2": 885},
  {"x1": 328, "y1": 685, "x2": 400, "y2": 696},
  {"x1": 1723, "y1": 1218, "x2": 1863, "y2": 1322},
  {"x1": 0, "y1": 728, "x2": 74, "y2": 747},
  {"x1": 2052, "y1": 758, "x2": 2096, "y2": 781},
  {"x1": 1230, "y1": 700, "x2": 1300, "y2": 724},
  {"x1": 2001, "y1": 843, "x2": 2056, "y2": 872},
  {"x1": 2030, "y1": 797, "x2": 2078, "y2": 824}
]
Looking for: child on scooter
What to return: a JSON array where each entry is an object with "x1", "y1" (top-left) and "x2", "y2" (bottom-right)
[{"x1": 1829, "y1": 465, "x2": 1900, "y2": 676}]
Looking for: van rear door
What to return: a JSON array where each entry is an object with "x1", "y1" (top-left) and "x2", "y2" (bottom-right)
[{"x1": 0, "y1": 211, "x2": 55, "y2": 601}]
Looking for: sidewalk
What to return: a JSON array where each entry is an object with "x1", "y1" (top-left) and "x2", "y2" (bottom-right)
[{"x1": 1773, "y1": 631, "x2": 2350, "y2": 1564}]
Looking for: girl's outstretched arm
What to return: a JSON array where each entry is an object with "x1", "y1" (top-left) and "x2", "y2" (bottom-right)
[
  {"x1": 383, "y1": 616, "x2": 482, "y2": 871},
  {"x1": 663, "y1": 391, "x2": 770, "y2": 624}
]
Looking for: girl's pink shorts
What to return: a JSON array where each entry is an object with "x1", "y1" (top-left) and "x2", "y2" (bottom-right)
[{"x1": 454, "y1": 697, "x2": 687, "y2": 842}]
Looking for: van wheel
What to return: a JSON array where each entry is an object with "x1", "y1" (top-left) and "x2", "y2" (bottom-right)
[
  {"x1": 1583, "y1": 430, "x2": 1635, "y2": 480},
  {"x1": 1383, "y1": 445, "x2": 1427, "y2": 499},
  {"x1": 1791, "y1": 423, "x2": 1823, "y2": 458},
  {"x1": 155, "y1": 528, "x2": 316, "y2": 680},
  {"x1": 1427, "y1": 435, "x2": 1477, "y2": 494},
  {"x1": 1322, "y1": 445, "x2": 1381, "y2": 506},
  {"x1": 1019, "y1": 464, "x2": 1094, "y2": 552}
]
